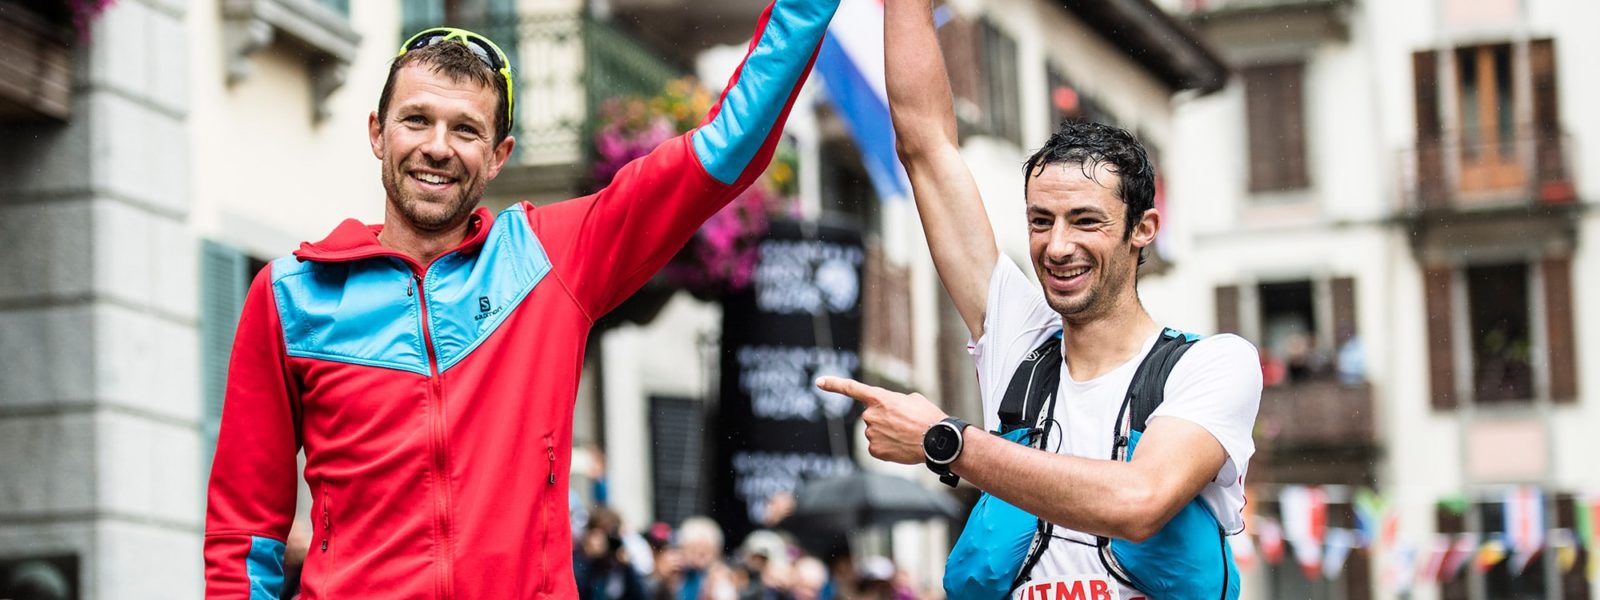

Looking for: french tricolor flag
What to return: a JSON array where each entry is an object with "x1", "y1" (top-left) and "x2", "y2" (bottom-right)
[{"x1": 815, "y1": 0, "x2": 929, "y2": 203}]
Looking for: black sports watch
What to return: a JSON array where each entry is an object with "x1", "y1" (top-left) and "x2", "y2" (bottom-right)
[{"x1": 923, "y1": 417, "x2": 970, "y2": 487}]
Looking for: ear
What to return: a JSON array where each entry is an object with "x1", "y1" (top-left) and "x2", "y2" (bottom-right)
[
  {"x1": 369, "y1": 111, "x2": 384, "y2": 160},
  {"x1": 1130, "y1": 207, "x2": 1160, "y2": 251},
  {"x1": 485, "y1": 135, "x2": 516, "y2": 181}
]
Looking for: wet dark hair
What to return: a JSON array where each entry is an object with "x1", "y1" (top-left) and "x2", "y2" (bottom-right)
[
  {"x1": 1022, "y1": 120, "x2": 1156, "y2": 264},
  {"x1": 376, "y1": 41, "x2": 512, "y2": 144}
]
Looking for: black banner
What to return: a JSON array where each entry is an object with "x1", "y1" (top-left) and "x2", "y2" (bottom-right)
[{"x1": 710, "y1": 220, "x2": 864, "y2": 547}]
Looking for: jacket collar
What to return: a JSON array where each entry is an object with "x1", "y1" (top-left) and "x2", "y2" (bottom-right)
[{"x1": 293, "y1": 207, "x2": 496, "y2": 271}]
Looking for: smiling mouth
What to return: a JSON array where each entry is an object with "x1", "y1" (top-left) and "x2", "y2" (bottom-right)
[
  {"x1": 1047, "y1": 266, "x2": 1090, "y2": 280},
  {"x1": 410, "y1": 171, "x2": 459, "y2": 187}
]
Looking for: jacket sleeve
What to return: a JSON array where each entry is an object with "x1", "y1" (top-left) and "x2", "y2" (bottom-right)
[
  {"x1": 531, "y1": 0, "x2": 840, "y2": 318},
  {"x1": 204, "y1": 267, "x2": 302, "y2": 599}
]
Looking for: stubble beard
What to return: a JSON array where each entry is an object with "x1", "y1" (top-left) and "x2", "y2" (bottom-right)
[
  {"x1": 1039, "y1": 253, "x2": 1133, "y2": 326},
  {"x1": 381, "y1": 157, "x2": 484, "y2": 232}
]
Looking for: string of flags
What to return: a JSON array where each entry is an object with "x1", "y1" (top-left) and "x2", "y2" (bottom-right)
[{"x1": 1230, "y1": 484, "x2": 1600, "y2": 594}]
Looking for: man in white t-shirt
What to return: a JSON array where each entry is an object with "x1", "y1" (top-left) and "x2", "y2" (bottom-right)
[{"x1": 814, "y1": 1, "x2": 1262, "y2": 598}]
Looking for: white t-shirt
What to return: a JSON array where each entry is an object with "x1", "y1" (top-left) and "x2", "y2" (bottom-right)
[{"x1": 970, "y1": 258, "x2": 1261, "y2": 597}]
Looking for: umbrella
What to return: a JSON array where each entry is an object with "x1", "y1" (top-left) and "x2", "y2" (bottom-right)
[{"x1": 778, "y1": 471, "x2": 964, "y2": 534}]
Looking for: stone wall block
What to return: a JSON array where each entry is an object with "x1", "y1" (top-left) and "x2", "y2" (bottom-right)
[
  {"x1": 0, "y1": 202, "x2": 94, "y2": 302},
  {"x1": 95, "y1": 411, "x2": 201, "y2": 525},
  {"x1": 88, "y1": 94, "x2": 190, "y2": 215},
  {"x1": 0, "y1": 306, "x2": 96, "y2": 408},
  {"x1": 91, "y1": 199, "x2": 198, "y2": 320},
  {"x1": 0, "y1": 414, "x2": 96, "y2": 515}
]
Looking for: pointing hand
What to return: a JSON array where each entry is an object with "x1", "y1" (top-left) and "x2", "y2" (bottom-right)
[{"x1": 815, "y1": 376, "x2": 947, "y2": 465}]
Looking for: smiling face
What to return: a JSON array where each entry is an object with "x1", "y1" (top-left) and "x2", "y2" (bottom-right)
[
  {"x1": 369, "y1": 63, "x2": 513, "y2": 233},
  {"x1": 1026, "y1": 161, "x2": 1158, "y2": 324}
]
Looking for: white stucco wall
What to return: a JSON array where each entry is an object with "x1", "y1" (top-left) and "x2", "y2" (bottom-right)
[{"x1": 187, "y1": 0, "x2": 402, "y2": 258}]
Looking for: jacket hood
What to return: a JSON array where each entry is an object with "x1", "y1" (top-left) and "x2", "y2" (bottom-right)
[{"x1": 293, "y1": 207, "x2": 496, "y2": 268}]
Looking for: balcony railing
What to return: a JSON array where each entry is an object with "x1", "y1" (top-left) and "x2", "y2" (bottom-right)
[
  {"x1": 402, "y1": 13, "x2": 684, "y2": 169},
  {"x1": 1255, "y1": 379, "x2": 1376, "y2": 451},
  {"x1": 1398, "y1": 130, "x2": 1580, "y2": 213}
]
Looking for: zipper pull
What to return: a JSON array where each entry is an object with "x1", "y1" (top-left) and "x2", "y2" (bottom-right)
[
  {"x1": 548, "y1": 447, "x2": 557, "y2": 485},
  {"x1": 322, "y1": 490, "x2": 331, "y2": 551}
]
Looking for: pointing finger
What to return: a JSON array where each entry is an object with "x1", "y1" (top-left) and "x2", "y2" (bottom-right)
[{"x1": 815, "y1": 376, "x2": 881, "y2": 406}]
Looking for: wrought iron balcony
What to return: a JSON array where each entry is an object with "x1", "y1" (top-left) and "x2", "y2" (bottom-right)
[
  {"x1": 1399, "y1": 130, "x2": 1580, "y2": 213},
  {"x1": 1255, "y1": 379, "x2": 1376, "y2": 451}
]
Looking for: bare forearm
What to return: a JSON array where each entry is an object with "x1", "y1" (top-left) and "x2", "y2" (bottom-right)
[{"x1": 951, "y1": 429, "x2": 1165, "y2": 542}]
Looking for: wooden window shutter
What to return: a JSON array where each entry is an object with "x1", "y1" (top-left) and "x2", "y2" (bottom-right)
[
  {"x1": 200, "y1": 241, "x2": 251, "y2": 466},
  {"x1": 1243, "y1": 63, "x2": 1307, "y2": 192},
  {"x1": 1331, "y1": 276, "x2": 1358, "y2": 347},
  {"x1": 1214, "y1": 285, "x2": 1240, "y2": 335},
  {"x1": 1542, "y1": 256, "x2": 1577, "y2": 403},
  {"x1": 1413, "y1": 50, "x2": 1446, "y2": 208},
  {"x1": 1423, "y1": 266, "x2": 1456, "y2": 409},
  {"x1": 1529, "y1": 39, "x2": 1570, "y2": 200}
]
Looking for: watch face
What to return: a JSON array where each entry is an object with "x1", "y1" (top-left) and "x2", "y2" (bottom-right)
[{"x1": 924, "y1": 423, "x2": 961, "y2": 464}]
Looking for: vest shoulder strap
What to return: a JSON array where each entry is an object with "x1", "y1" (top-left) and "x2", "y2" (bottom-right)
[
  {"x1": 996, "y1": 332, "x2": 1063, "y2": 434},
  {"x1": 1117, "y1": 328, "x2": 1201, "y2": 442}
]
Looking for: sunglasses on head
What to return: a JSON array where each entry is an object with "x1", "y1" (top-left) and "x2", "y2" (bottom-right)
[{"x1": 398, "y1": 27, "x2": 516, "y2": 125}]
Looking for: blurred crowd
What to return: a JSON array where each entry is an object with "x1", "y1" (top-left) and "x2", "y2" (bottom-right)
[{"x1": 572, "y1": 506, "x2": 924, "y2": 600}]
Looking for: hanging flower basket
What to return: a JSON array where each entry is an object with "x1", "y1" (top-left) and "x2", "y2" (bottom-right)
[
  {"x1": 69, "y1": 0, "x2": 117, "y2": 40},
  {"x1": 592, "y1": 77, "x2": 799, "y2": 302}
]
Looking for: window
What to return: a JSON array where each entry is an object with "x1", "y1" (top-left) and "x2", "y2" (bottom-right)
[
  {"x1": 1424, "y1": 257, "x2": 1577, "y2": 409},
  {"x1": 1465, "y1": 263, "x2": 1533, "y2": 404},
  {"x1": 1434, "y1": 494, "x2": 1592, "y2": 600},
  {"x1": 1243, "y1": 62, "x2": 1309, "y2": 192},
  {"x1": 1259, "y1": 281, "x2": 1319, "y2": 386},
  {"x1": 1216, "y1": 277, "x2": 1359, "y2": 388},
  {"x1": 650, "y1": 396, "x2": 706, "y2": 527},
  {"x1": 1260, "y1": 499, "x2": 1371, "y2": 600},
  {"x1": 1478, "y1": 500, "x2": 1547, "y2": 599},
  {"x1": 978, "y1": 19, "x2": 1022, "y2": 144},
  {"x1": 1455, "y1": 43, "x2": 1524, "y2": 193},
  {"x1": 1410, "y1": 39, "x2": 1566, "y2": 207}
]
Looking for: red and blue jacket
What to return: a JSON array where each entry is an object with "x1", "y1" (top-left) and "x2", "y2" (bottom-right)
[{"x1": 202, "y1": 0, "x2": 838, "y2": 596}]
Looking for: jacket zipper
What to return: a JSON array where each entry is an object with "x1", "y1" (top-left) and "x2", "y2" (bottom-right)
[
  {"x1": 321, "y1": 488, "x2": 331, "y2": 552},
  {"x1": 415, "y1": 272, "x2": 456, "y2": 600}
]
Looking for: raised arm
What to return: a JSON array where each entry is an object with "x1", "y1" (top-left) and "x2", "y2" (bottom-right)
[
  {"x1": 886, "y1": 0, "x2": 998, "y2": 338},
  {"x1": 530, "y1": 0, "x2": 840, "y2": 318}
]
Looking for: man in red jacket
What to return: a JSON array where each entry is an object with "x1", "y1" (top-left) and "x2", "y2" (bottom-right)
[{"x1": 203, "y1": 0, "x2": 839, "y2": 596}]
